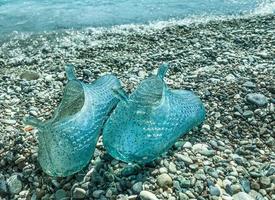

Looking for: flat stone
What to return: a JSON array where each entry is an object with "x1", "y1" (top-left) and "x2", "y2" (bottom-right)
[
  {"x1": 243, "y1": 81, "x2": 256, "y2": 88},
  {"x1": 140, "y1": 191, "x2": 159, "y2": 200},
  {"x1": 20, "y1": 71, "x2": 40, "y2": 81},
  {"x1": 7, "y1": 175, "x2": 22, "y2": 194},
  {"x1": 246, "y1": 93, "x2": 268, "y2": 107},
  {"x1": 1, "y1": 119, "x2": 16, "y2": 125},
  {"x1": 233, "y1": 192, "x2": 255, "y2": 200},
  {"x1": 175, "y1": 154, "x2": 193, "y2": 164},
  {"x1": 73, "y1": 187, "x2": 86, "y2": 199},
  {"x1": 157, "y1": 173, "x2": 173, "y2": 188}
]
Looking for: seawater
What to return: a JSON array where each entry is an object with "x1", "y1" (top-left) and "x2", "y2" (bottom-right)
[{"x1": 0, "y1": 0, "x2": 274, "y2": 37}]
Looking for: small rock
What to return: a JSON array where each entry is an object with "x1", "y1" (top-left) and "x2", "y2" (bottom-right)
[
  {"x1": 121, "y1": 165, "x2": 140, "y2": 177},
  {"x1": 243, "y1": 81, "x2": 256, "y2": 88},
  {"x1": 0, "y1": 179, "x2": 8, "y2": 194},
  {"x1": 192, "y1": 143, "x2": 214, "y2": 156},
  {"x1": 231, "y1": 184, "x2": 242, "y2": 194},
  {"x1": 157, "y1": 173, "x2": 173, "y2": 188},
  {"x1": 183, "y1": 142, "x2": 192, "y2": 149},
  {"x1": 243, "y1": 110, "x2": 253, "y2": 118},
  {"x1": 132, "y1": 182, "x2": 143, "y2": 194},
  {"x1": 175, "y1": 154, "x2": 193, "y2": 164},
  {"x1": 179, "y1": 192, "x2": 189, "y2": 200},
  {"x1": 259, "y1": 176, "x2": 271, "y2": 188},
  {"x1": 83, "y1": 69, "x2": 92, "y2": 77},
  {"x1": 140, "y1": 191, "x2": 159, "y2": 200},
  {"x1": 54, "y1": 189, "x2": 67, "y2": 200},
  {"x1": 1, "y1": 119, "x2": 16, "y2": 125},
  {"x1": 20, "y1": 71, "x2": 40, "y2": 80},
  {"x1": 7, "y1": 175, "x2": 22, "y2": 194},
  {"x1": 209, "y1": 186, "x2": 221, "y2": 196},
  {"x1": 240, "y1": 178, "x2": 251, "y2": 193},
  {"x1": 233, "y1": 192, "x2": 255, "y2": 200},
  {"x1": 246, "y1": 93, "x2": 268, "y2": 107},
  {"x1": 92, "y1": 190, "x2": 104, "y2": 198},
  {"x1": 73, "y1": 187, "x2": 86, "y2": 199},
  {"x1": 168, "y1": 162, "x2": 177, "y2": 173},
  {"x1": 225, "y1": 74, "x2": 236, "y2": 82}
]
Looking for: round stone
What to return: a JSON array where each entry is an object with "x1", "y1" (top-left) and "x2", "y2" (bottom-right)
[
  {"x1": 157, "y1": 173, "x2": 173, "y2": 188},
  {"x1": 233, "y1": 192, "x2": 254, "y2": 200}
]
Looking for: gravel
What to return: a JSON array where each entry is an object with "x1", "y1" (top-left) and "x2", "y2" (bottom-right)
[{"x1": 0, "y1": 14, "x2": 274, "y2": 200}]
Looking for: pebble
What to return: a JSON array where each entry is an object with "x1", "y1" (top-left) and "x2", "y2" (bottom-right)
[
  {"x1": 240, "y1": 178, "x2": 251, "y2": 193},
  {"x1": 230, "y1": 184, "x2": 242, "y2": 194},
  {"x1": 168, "y1": 162, "x2": 177, "y2": 173},
  {"x1": 243, "y1": 81, "x2": 256, "y2": 88},
  {"x1": 1, "y1": 119, "x2": 16, "y2": 125},
  {"x1": 140, "y1": 191, "x2": 159, "y2": 200},
  {"x1": 175, "y1": 154, "x2": 193, "y2": 164},
  {"x1": 246, "y1": 93, "x2": 268, "y2": 107},
  {"x1": 232, "y1": 192, "x2": 255, "y2": 200},
  {"x1": 54, "y1": 189, "x2": 67, "y2": 200},
  {"x1": 7, "y1": 175, "x2": 22, "y2": 194},
  {"x1": 209, "y1": 186, "x2": 221, "y2": 196},
  {"x1": 73, "y1": 187, "x2": 86, "y2": 199},
  {"x1": 157, "y1": 173, "x2": 173, "y2": 188},
  {"x1": 259, "y1": 176, "x2": 271, "y2": 188},
  {"x1": 243, "y1": 110, "x2": 253, "y2": 118},
  {"x1": 121, "y1": 165, "x2": 140, "y2": 176},
  {"x1": 132, "y1": 182, "x2": 143, "y2": 194},
  {"x1": 20, "y1": 71, "x2": 40, "y2": 81},
  {"x1": 92, "y1": 190, "x2": 104, "y2": 198},
  {"x1": 0, "y1": 179, "x2": 7, "y2": 194}
]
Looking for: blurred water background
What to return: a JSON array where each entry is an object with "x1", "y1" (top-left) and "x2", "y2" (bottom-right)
[{"x1": 0, "y1": 0, "x2": 274, "y2": 38}]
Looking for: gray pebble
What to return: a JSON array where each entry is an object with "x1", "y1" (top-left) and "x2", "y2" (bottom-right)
[
  {"x1": 232, "y1": 192, "x2": 254, "y2": 200},
  {"x1": 132, "y1": 182, "x2": 143, "y2": 194},
  {"x1": 246, "y1": 93, "x2": 268, "y2": 107},
  {"x1": 157, "y1": 173, "x2": 173, "y2": 188},
  {"x1": 209, "y1": 186, "x2": 220, "y2": 196},
  {"x1": 54, "y1": 189, "x2": 67, "y2": 200},
  {"x1": 140, "y1": 191, "x2": 159, "y2": 200}
]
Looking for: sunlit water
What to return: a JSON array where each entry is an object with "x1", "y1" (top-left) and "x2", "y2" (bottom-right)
[{"x1": 0, "y1": 0, "x2": 274, "y2": 37}]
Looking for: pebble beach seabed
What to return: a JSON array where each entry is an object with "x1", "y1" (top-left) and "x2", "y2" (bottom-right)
[{"x1": 0, "y1": 14, "x2": 274, "y2": 200}]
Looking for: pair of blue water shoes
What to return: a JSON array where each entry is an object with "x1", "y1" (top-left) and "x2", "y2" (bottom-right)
[{"x1": 24, "y1": 64, "x2": 205, "y2": 177}]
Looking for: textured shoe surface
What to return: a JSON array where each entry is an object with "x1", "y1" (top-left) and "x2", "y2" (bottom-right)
[
  {"x1": 103, "y1": 64, "x2": 206, "y2": 164},
  {"x1": 24, "y1": 65, "x2": 121, "y2": 176}
]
